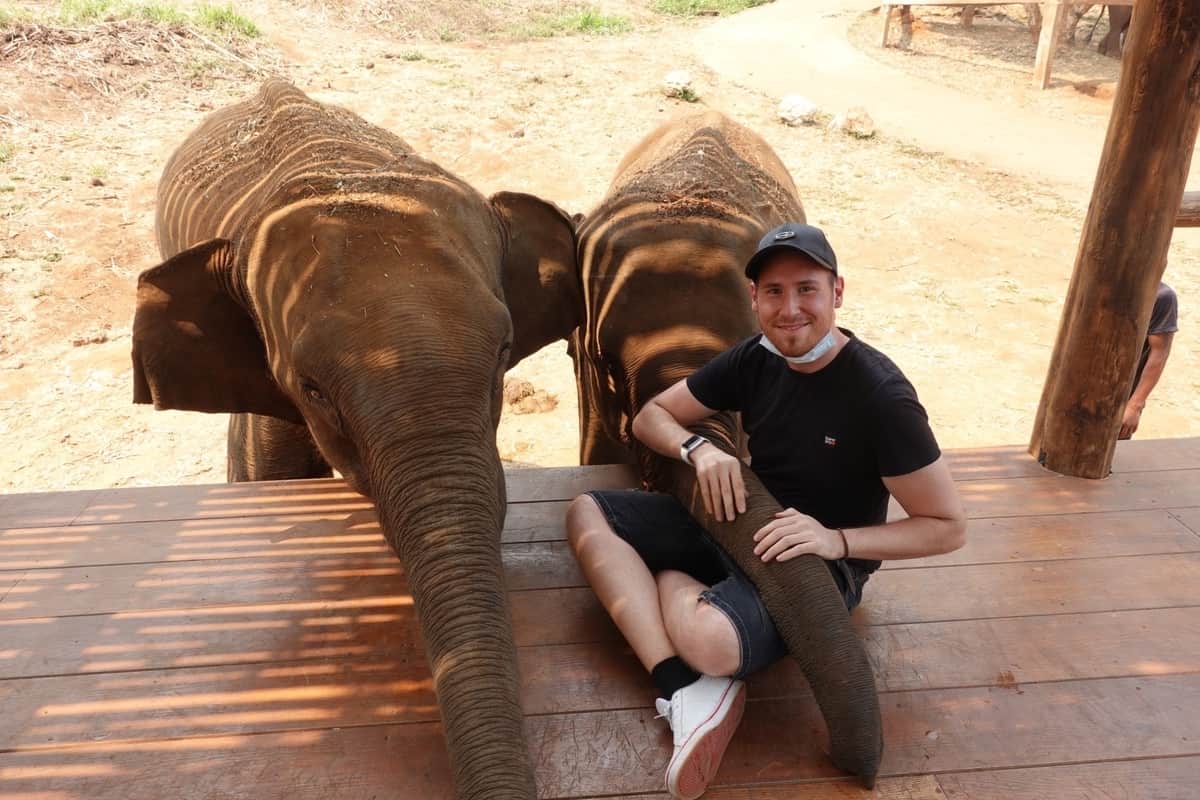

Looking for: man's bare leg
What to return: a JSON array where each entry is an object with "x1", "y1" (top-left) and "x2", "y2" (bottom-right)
[
  {"x1": 657, "y1": 570, "x2": 741, "y2": 678},
  {"x1": 565, "y1": 494, "x2": 676, "y2": 670}
]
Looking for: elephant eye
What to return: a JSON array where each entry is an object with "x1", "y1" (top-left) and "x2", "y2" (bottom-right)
[{"x1": 300, "y1": 379, "x2": 327, "y2": 404}]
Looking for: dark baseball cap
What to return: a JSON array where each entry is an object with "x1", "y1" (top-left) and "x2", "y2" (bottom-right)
[{"x1": 745, "y1": 222, "x2": 838, "y2": 280}]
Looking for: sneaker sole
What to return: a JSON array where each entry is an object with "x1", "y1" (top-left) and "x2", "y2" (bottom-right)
[{"x1": 666, "y1": 681, "x2": 746, "y2": 800}]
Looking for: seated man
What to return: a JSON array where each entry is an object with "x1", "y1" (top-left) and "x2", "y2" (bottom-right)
[
  {"x1": 565, "y1": 223, "x2": 967, "y2": 800},
  {"x1": 1120, "y1": 281, "x2": 1178, "y2": 439}
]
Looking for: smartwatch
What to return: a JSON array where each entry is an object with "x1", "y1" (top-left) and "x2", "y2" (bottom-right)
[{"x1": 680, "y1": 434, "x2": 709, "y2": 465}]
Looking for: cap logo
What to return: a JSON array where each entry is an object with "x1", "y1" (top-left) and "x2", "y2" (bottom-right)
[{"x1": 774, "y1": 230, "x2": 796, "y2": 240}]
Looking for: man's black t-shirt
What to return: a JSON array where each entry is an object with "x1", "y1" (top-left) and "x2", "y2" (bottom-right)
[{"x1": 686, "y1": 330, "x2": 941, "y2": 575}]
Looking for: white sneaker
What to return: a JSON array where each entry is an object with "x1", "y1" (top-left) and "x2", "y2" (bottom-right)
[{"x1": 654, "y1": 675, "x2": 746, "y2": 799}]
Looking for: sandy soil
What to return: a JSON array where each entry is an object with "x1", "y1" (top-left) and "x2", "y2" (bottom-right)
[{"x1": 1, "y1": 0, "x2": 1197, "y2": 493}]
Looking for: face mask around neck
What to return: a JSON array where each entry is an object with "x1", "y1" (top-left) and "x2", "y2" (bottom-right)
[{"x1": 758, "y1": 329, "x2": 837, "y2": 365}]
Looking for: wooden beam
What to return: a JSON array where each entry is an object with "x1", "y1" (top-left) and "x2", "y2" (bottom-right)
[
  {"x1": 1032, "y1": 3, "x2": 1069, "y2": 89},
  {"x1": 1030, "y1": 0, "x2": 1200, "y2": 478},
  {"x1": 1177, "y1": 190, "x2": 1200, "y2": 226}
]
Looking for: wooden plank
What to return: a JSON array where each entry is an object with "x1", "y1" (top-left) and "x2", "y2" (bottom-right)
[
  {"x1": 46, "y1": 461, "x2": 1200, "y2": 532},
  {"x1": 0, "y1": 590, "x2": 619, "y2": 679},
  {"x1": 936, "y1": 757, "x2": 1200, "y2": 799},
  {"x1": 0, "y1": 491, "x2": 94, "y2": 529},
  {"x1": 0, "y1": 541, "x2": 583, "y2": 620},
  {"x1": 0, "y1": 644, "x2": 650, "y2": 749},
  {"x1": 1033, "y1": 3, "x2": 1069, "y2": 90},
  {"x1": 6, "y1": 544, "x2": 1199, "y2": 647},
  {"x1": 0, "y1": 724, "x2": 457, "y2": 800},
  {"x1": 1111, "y1": 436, "x2": 1200, "y2": 472},
  {"x1": 0, "y1": 511, "x2": 387, "y2": 571},
  {"x1": 0, "y1": 502, "x2": 570, "y2": 572},
  {"x1": 862, "y1": 553, "x2": 1200, "y2": 625},
  {"x1": 1, "y1": 675, "x2": 1195, "y2": 798},
  {"x1": 57, "y1": 466, "x2": 632, "y2": 527},
  {"x1": 862, "y1": 607, "x2": 1200, "y2": 691},
  {"x1": 1178, "y1": 190, "x2": 1200, "y2": 227},
  {"x1": 11, "y1": 481, "x2": 1200, "y2": 576},
  {"x1": 504, "y1": 464, "x2": 637, "y2": 503},
  {"x1": 956, "y1": 468, "x2": 1200, "y2": 519},
  {"x1": 576, "y1": 776, "x2": 945, "y2": 800},
  {"x1": 532, "y1": 675, "x2": 1200, "y2": 795},
  {"x1": 70, "y1": 479, "x2": 370, "y2": 526},
  {"x1": 886, "y1": 509, "x2": 1200, "y2": 569},
  {"x1": 0, "y1": 602, "x2": 427, "y2": 679},
  {"x1": 8, "y1": 595, "x2": 1197, "y2": 709}
]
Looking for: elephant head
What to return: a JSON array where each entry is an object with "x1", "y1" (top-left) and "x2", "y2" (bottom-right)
[
  {"x1": 573, "y1": 110, "x2": 882, "y2": 786},
  {"x1": 131, "y1": 81, "x2": 580, "y2": 799}
]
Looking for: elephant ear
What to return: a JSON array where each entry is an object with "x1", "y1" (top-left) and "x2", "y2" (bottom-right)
[
  {"x1": 490, "y1": 191, "x2": 582, "y2": 366},
  {"x1": 131, "y1": 238, "x2": 303, "y2": 424}
]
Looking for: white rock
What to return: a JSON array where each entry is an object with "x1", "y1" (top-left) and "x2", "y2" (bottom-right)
[
  {"x1": 778, "y1": 94, "x2": 819, "y2": 126},
  {"x1": 827, "y1": 106, "x2": 876, "y2": 139},
  {"x1": 663, "y1": 70, "x2": 693, "y2": 98}
]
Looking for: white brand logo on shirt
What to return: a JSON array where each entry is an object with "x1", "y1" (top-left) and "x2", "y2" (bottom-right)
[{"x1": 824, "y1": 436, "x2": 837, "y2": 447}]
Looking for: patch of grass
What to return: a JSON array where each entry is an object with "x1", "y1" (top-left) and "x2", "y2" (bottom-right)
[
  {"x1": 515, "y1": 5, "x2": 631, "y2": 37},
  {"x1": 437, "y1": 27, "x2": 461, "y2": 42},
  {"x1": 194, "y1": 3, "x2": 259, "y2": 37},
  {"x1": 652, "y1": 0, "x2": 771, "y2": 17},
  {"x1": 135, "y1": 2, "x2": 188, "y2": 25},
  {"x1": 672, "y1": 86, "x2": 700, "y2": 102},
  {"x1": 0, "y1": 142, "x2": 14, "y2": 164},
  {"x1": 42, "y1": 251, "x2": 63, "y2": 263},
  {"x1": 89, "y1": 163, "x2": 108, "y2": 180},
  {"x1": 57, "y1": 0, "x2": 121, "y2": 25},
  {"x1": 41, "y1": 1, "x2": 258, "y2": 36},
  {"x1": 0, "y1": 6, "x2": 31, "y2": 26},
  {"x1": 399, "y1": 49, "x2": 425, "y2": 61},
  {"x1": 0, "y1": 185, "x2": 15, "y2": 193}
]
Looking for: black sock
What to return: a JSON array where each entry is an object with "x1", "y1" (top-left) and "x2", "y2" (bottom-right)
[{"x1": 651, "y1": 656, "x2": 700, "y2": 700}]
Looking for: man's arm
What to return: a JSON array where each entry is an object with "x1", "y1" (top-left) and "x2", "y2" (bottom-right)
[
  {"x1": 632, "y1": 380, "x2": 747, "y2": 521},
  {"x1": 1121, "y1": 332, "x2": 1174, "y2": 439},
  {"x1": 753, "y1": 457, "x2": 966, "y2": 562}
]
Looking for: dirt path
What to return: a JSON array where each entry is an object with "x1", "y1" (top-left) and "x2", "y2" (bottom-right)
[
  {"x1": 1, "y1": 2, "x2": 1196, "y2": 493},
  {"x1": 698, "y1": 0, "x2": 1200, "y2": 193}
]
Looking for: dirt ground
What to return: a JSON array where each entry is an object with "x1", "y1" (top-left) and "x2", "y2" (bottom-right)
[{"x1": 1, "y1": 0, "x2": 1197, "y2": 493}]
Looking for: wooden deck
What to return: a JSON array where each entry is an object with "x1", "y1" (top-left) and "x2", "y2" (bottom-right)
[{"x1": 2, "y1": 438, "x2": 1199, "y2": 799}]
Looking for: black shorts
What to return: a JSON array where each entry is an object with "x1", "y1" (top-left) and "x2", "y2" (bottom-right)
[{"x1": 587, "y1": 489, "x2": 865, "y2": 680}]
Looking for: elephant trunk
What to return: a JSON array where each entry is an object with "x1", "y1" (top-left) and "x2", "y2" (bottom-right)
[
  {"x1": 369, "y1": 434, "x2": 534, "y2": 800},
  {"x1": 660, "y1": 447, "x2": 882, "y2": 787}
]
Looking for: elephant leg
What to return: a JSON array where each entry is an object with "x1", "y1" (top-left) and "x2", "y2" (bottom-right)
[
  {"x1": 227, "y1": 412, "x2": 332, "y2": 482},
  {"x1": 1099, "y1": 6, "x2": 1132, "y2": 57}
]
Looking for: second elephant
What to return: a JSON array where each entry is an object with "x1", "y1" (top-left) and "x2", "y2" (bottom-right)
[{"x1": 572, "y1": 110, "x2": 883, "y2": 786}]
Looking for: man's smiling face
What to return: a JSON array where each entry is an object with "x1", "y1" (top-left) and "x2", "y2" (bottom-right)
[{"x1": 749, "y1": 251, "x2": 843, "y2": 359}]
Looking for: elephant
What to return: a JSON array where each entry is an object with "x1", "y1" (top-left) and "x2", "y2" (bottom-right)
[
  {"x1": 571, "y1": 111, "x2": 882, "y2": 786},
  {"x1": 131, "y1": 80, "x2": 580, "y2": 800}
]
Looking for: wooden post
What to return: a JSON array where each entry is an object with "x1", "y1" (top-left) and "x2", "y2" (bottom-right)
[
  {"x1": 1176, "y1": 190, "x2": 1200, "y2": 226},
  {"x1": 1030, "y1": 0, "x2": 1200, "y2": 478},
  {"x1": 880, "y1": 5, "x2": 893, "y2": 47},
  {"x1": 1032, "y1": 3, "x2": 1069, "y2": 89}
]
